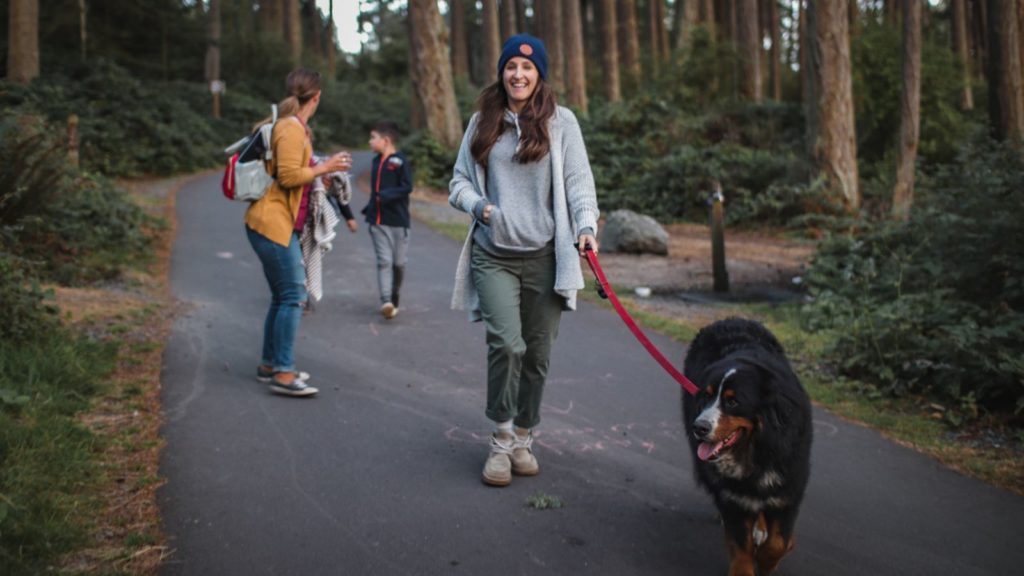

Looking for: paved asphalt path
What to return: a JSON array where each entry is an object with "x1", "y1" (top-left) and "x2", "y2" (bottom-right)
[{"x1": 159, "y1": 153, "x2": 1024, "y2": 575}]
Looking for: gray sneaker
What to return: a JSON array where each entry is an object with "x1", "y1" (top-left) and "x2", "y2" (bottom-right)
[
  {"x1": 511, "y1": 428, "x2": 539, "y2": 476},
  {"x1": 269, "y1": 378, "x2": 318, "y2": 397},
  {"x1": 257, "y1": 366, "x2": 310, "y2": 383},
  {"x1": 482, "y1": 430, "x2": 515, "y2": 486}
]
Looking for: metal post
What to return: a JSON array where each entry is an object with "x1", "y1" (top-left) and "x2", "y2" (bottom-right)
[
  {"x1": 710, "y1": 181, "x2": 729, "y2": 293},
  {"x1": 67, "y1": 114, "x2": 80, "y2": 168}
]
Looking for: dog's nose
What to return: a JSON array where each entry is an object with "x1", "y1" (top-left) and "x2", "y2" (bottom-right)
[{"x1": 693, "y1": 420, "x2": 712, "y2": 439}]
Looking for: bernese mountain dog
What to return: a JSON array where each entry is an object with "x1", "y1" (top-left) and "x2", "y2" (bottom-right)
[{"x1": 682, "y1": 318, "x2": 812, "y2": 576}]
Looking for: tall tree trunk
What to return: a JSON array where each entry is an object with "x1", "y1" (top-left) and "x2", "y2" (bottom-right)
[
  {"x1": 848, "y1": 0, "x2": 858, "y2": 36},
  {"x1": 408, "y1": 0, "x2": 464, "y2": 149},
  {"x1": 806, "y1": 0, "x2": 860, "y2": 211},
  {"x1": 306, "y1": 3, "x2": 323, "y2": 59},
  {"x1": 599, "y1": 0, "x2": 621, "y2": 102},
  {"x1": 482, "y1": 0, "x2": 502, "y2": 84},
  {"x1": 647, "y1": 0, "x2": 663, "y2": 73},
  {"x1": 893, "y1": 0, "x2": 921, "y2": 219},
  {"x1": 501, "y1": 0, "x2": 518, "y2": 40},
  {"x1": 79, "y1": 0, "x2": 87, "y2": 62},
  {"x1": 972, "y1": 0, "x2": 989, "y2": 78},
  {"x1": 619, "y1": 0, "x2": 642, "y2": 92},
  {"x1": 586, "y1": 0, "x2": 600, "y2": 68},
  {"x1": 564, "y1": 0, "x2": 588, "y2": 112},
  {"x1": 798, "y1": 0, "x2": 806, "y2": 103},
  {"x1": 701, "y1": 0, "x2": 715, "y2": 25},
  {"x1": 736, "y1": 0, "x2": 761, "y2": 101},
  {"x1": 260, "y1": 0, "x2": 277, "y2": 35},
  {"x1": 657, "y1": 0, "x2": 670, "y2": 60},
  {"x1": 284, "y1": 0, "x2": 301, "y2": 66},
  {"x1": 1018, "y1": 1, "x2": 1024, "y2": 117},
  {"x1": 767, "y1": 0, "x2": 781, "y2": 100},
  {"x1": 327, "y1": 0, "x2": 336, "y2": 77},
  {"x1": 541, "y1": 0, "x2": 566, "y2": 93},
  {"x1": 675, "y1": 0, "x2": 700, "y2": 51},
  {"x1": 206, "y1": 0, "x2": 221, "y2": 118},
  {"x1": 450, "y1": 0, "x2": 470, "y2": 82},
  {"x1": 7, "y1": 0, "x2": 40, "y2": 84},
  {"x1": 987, "y1": 0, "x2": 1024, "y2": 141},
  {"x1": 883, "y1": 0, "x2": 898, "y2": 22},
  {"x1": 952, "y1": 0, "x2": 974, "y2": 109}
]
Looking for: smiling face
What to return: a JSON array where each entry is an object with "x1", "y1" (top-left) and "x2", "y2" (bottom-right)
[{"x1": 502, "y1": 56, "x2": 540, "y2": 112}]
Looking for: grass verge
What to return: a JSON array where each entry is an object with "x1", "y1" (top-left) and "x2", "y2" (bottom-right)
[{"x1": 0, "y1": 176, "x2": 189, "y2": 575}]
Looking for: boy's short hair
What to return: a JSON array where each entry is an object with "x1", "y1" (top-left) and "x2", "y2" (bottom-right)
[{"x1": 373, "y1": 121, "x2": 401, "y2": 144}]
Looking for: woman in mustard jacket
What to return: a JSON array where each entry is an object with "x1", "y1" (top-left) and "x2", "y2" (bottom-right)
[{"x1": 245, "y1": 68, "x2": 350, "y2": 397}]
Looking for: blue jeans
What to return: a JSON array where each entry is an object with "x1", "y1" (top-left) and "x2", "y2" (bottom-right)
[{"x1": 246, "y1": 226, "x2": 306, "y2": 373}]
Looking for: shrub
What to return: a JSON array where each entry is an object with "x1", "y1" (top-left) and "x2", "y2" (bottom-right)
[
  {"x1": 804, "y1": 138, "x2": 1024, "y2": 415},
  {"x1": 403, "y1": 131, "x2": 457, "y2": 190},
  {"x1": 581, "y1": 96, "x2": 808, "y2": 224},
  {"x1": 0, "y1": 60, "x2": 222, "y2": 176},
  {"x1": 0, "y1": 252, "x2": 57, "y2": 342},
  {"x1": 0, "y1": 113, "x2": 152, "y2": 285}
]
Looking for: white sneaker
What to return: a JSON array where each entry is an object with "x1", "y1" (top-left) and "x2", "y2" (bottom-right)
[
  {"x1": 482, "y1": 430, "x2": 515, "y2": 486},
  {"x1": 511, "y1": 428, "x2": 539, "y2": 476},
  {"x1": 381, "y1": 302, "x2": 397, "y2": 320}
]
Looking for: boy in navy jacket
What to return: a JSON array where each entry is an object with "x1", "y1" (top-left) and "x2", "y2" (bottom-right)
[{"x1": 362, "y1": 121, "x2": 413, "y2": 320}]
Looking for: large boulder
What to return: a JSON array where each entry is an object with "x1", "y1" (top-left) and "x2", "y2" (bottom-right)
[{"x1": 598, "y1": 209, "x2": 670, "y2": 255}]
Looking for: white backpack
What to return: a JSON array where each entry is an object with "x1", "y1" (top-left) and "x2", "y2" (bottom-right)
[{"x1": 222, "y1": 105, "x2": 277, "y2": 202}]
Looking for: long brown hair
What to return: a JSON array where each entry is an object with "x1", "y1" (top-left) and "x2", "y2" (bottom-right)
[
  {"x1": 470, "y1": 79, "x2": 557, "y2": 168},
  {"x1": 253, "y1": 68, "x2": 322, "y2": 131}
]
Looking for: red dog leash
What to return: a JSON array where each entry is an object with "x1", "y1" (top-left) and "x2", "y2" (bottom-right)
[{"x1": 582, "y1": 247, "x2": 700, "y2": 397}]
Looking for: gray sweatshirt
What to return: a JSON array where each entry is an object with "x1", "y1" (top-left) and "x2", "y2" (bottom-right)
[
  {"x1": 472, "y1": 111, "x2": 556, "y2": 257},
  {"x1": 449, "y1": 106, "x2": 600, "y2": 320}
]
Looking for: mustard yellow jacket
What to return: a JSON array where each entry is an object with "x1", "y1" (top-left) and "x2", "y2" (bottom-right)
[{"x1": 244, "y1": 117, "x2": 316, "y2": 246}]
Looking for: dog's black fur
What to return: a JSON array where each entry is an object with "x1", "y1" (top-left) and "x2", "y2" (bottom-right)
[{"x1": 682, "y1": 318, "x2": 812, "y2": 576}]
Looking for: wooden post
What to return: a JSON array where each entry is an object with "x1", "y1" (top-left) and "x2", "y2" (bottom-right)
[
  {"x1": 710, "y1": 182, "x2": 729, "y2": 293},
  {"x1": 210, "y1": 80, "x2": 224, "y2": 119},
  {"x1": 67, "y1": 114, "x2": 80, "y2": 168}
]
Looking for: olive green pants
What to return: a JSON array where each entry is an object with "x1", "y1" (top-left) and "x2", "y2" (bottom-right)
[{"x1": 471, "y1": 244, "x2": 563, "y2": 429}]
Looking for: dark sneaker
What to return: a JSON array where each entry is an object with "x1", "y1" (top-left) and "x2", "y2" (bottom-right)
[
  {"x1": 257, "y1": 366, "x2": 310, "y2": 383},
  {"x1": 269, "y1": 379, "x2": 318, "y2": 397}
]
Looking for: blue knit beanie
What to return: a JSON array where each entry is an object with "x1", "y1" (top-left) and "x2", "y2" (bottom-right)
[{"x1": 497, "y1": 34, "x2": 548, "y2": 81}]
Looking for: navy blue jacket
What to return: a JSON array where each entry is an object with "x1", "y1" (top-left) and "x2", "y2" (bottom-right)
[{"x1": 362, "y1": 151, "x2": 413, "y2": 228}]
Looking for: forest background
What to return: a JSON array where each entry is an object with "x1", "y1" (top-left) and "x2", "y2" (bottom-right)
[{"x1": 1, "y1": 1, "x2": 1023, "y2": 574}]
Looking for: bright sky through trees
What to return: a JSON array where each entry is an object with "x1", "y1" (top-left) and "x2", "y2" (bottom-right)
[{"x1": 316, "y1": 0, "x2": 366, "y2": 53}]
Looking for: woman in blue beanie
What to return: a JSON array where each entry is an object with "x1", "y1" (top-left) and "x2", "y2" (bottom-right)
[{"x1": 449, "y1": 34, "x2": 600, "y2": 486}]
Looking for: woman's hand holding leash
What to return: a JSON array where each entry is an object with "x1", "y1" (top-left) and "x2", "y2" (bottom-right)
[
  {"x1": 577, "y1": 234, "x2": 598, "y2": 257},
  {"x1": 481, "y1": 203, "x2": 494, "y2": 224}
]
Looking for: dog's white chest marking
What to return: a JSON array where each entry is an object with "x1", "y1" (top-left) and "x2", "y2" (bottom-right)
[
  {"x1": 696, "y1": 368, "x2": 737, "y2": 435},
  {"x1": 759, "y1": 471, "x2": 784, "y2": 490},
  {"x1": 752, "y1": 525, "x2": 768, "y2": 547}
]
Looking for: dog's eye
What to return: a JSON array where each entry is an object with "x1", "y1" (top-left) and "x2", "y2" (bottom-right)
[{"x1": 725, "y1": 397, "x2": 739, "y2": 408}]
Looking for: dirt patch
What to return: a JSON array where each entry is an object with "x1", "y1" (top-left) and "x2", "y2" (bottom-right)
[
  {"x1": 56, "y1": 173, "x2": 199, "y2": 575},
  {"x1": 412, "y1": 185, "x2": 813, "y2": 318}
]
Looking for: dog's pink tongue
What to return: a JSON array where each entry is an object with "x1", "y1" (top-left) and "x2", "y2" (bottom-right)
[{"x1": 697, "y1": 441, "x2": 720, "y2": 461}]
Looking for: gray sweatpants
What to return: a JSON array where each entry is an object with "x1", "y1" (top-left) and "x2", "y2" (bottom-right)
[{"x1": 368, "y1": 224, "x2": 409, "y2": 306}]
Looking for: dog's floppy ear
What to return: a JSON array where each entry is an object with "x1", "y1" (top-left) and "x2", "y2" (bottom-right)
[{"x1": 739, "y1": 352, "x2": 789, "y2": 431}]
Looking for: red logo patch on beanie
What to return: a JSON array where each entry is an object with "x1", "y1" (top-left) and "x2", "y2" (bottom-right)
[{"x1": 519, "y1": 44, "x2": 534, "y2": 56}]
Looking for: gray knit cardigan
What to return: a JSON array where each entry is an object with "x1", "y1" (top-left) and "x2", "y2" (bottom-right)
[{"x1": 449, "y1": 106, "x2": 600, "y2": 321}]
